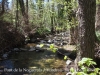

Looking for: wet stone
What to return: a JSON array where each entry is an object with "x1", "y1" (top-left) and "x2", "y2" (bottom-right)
[
  {"x1": 35, "y1": 49, "x2": 44, "y2": 52},
  {"x1": 13, "y1": 48, "x2": 20, "y2": 52},
  {"x1": 20, "y1": 48, "x2": 28, "y2": 51},
  {"x1": 44, "y1": 44, "x2": 50, "y2": 47},
  {"x1": 29, "y1": 48, "x2": 36, "y2": 51},
  {"x1": 40, "y1": 40, "x2": 46, "y2": 43},
  {"x1": 36, "y1": 44, "x2": 41, "y2": 48},
  {"x1": 2, "y1": 53, "x2": 8, "y2": 59},
  {"x1": 47, "y1": 39, "x2": 53, "y2": 44},
  {"x1": 66, "y1": 60, "x2": 72, "y2": 65}
]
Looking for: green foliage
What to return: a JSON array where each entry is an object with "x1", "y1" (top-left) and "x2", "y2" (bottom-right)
[
  {"x1": 96, "y1": 0, "x2": 100, "y2": 4},
  {"x1": 64, "y1": 56, "x2": 68, "y2": 60},
  {"x1": 69, "y1": 58, "x2": 100, "y2": 75},
  {"x1": 11, "y1": 0, "x2": 78, "y2": 34},
  {"x1": 40, "y1": 44, "x2": 44, "y2": 48},
  {"x1": 36, "y1": 27, "x2": 51, "y2": 35},
  {"x1": 94, "y1": 68, "x2": 100, "y2": 74},
  {"x1": 71, "y1": 0, "x2": 78, "y2": 9},
  {"x1": 70, "y1": 67, "x2": 75, "y2": 73},
  {"x1": 49, "y1": 44, "x2": 58, "y2": 53},
  {"x1": 0, "y1": 13, "x2": 12, "y2": 23},
  {"x1": 96, "y1": 31, "x2": 100, "y2": 40},
  {"x1": 78, "y1": 58, "x2": 96, "y2": 67},
  {"x1": 2, "y1": 0, "x2": 79, "y2": 37}
]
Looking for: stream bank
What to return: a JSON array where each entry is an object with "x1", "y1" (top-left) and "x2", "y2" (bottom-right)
[{"x1": 0, "y1": 31, "x2": 77, "y2": 75}]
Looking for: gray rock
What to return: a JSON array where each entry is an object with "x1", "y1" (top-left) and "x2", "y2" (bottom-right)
[
  {"x1": 36, "y1": 45, "x2": 41, "y2": 48},
  {"x1": 45, "y1": 55, "x2": 48, "y2": 57},
  {"x1": 53, "y1": 40, "x2": 58, "y2": 43},
  {"x1": 2, "y1": 53, "x2": 8, "y2": 59},
  {"x1": 56, "y1": 39, "x2": 61, "y2": 41},
  {"x1": 35, "y1": 44, "x2": 44, "y2": 50},
  {"x1": 66, "y1": 72, "x2": 72, "y2": 75},
  {"x1": 8, "y1": 51, "x2": 11, "y2": 54},
  {"x1": 14, "y1": 48, "x2": 20, "y2": 51},
  {"x1": 36, "y1": 50, "x2": 40, "y2": 52},
  {"x1": 29, "y1": 48, "x2": 35, "y2": 51},
  {"x1": 50, "y1": 55, "x2": 55, "y2": 57},
  {"x1": 66, "y1": 60, "x2": 72, "y2": 65},
  {"x1": 35, "y1": 49, "x2": 44, "y2": 52},
  {"x1": 35, "y1": 47, "x2": 41, "y2": 50},
  {"x1": 44, "y1": 44, "x2": 50, "y2": 47},
  {"x1": 30, "y1": 46, "x2": 34, "y2": 48},
  {"x1": 20, "y1": 48, "x2": 28, "y2": 51},
  {"x1": 47, "y1": 39, "x2": 53, "y2": 43},
  {"x1": 40, "y1": 40, "x2": 46, "y2": 43}
]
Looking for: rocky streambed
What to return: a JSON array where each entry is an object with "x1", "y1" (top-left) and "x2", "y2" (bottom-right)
[{"x1": 0, "y1": 32, "x2": 77, "y2": 75}]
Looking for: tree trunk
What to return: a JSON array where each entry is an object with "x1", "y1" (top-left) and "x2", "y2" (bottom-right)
[
  {"x1": 0, "y1": 0, "x2": 6, "y2": 16},
  {"x1": 15, "y1": 0, "x2": 19, "y2": 32},
  {"x1": 75, "y1": 0, "x2": 96, "y2": 69},
  {"x1": 26, "y1": 0, "x2": 29, "y2": 25},
  {"x1": 95, "y1": 4, "x2": 100, "y2": 31},
  {"x1": 69, "y1": 26, "x2": 78, "y2": 45},
  {"x1": 18, "y1": 0, "x2": 29, "y2": 25},
  {"x1": 51, "y1": 3, "x2": 55, "y2": 33},
  {"x1": 69, "y1": 10, "x2": 78, "y2": 45},
  {"x1": 95, "y1": 4, "x2": 100, "y2": 43},
  {"x1": 65, "y1": 0, "x2": 78, "y2": 45}
]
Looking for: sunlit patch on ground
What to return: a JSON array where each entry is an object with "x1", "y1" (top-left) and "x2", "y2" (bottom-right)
[{"x1": 63, "y1": 45, "x2": 76, "y2": 51}]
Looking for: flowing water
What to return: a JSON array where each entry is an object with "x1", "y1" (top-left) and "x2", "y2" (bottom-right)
[{"x1": 0, "y1": 32, "x2": 76, "y2": 75}]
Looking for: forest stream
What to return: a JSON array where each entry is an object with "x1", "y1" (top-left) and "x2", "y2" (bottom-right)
[
  {"x1": 1, "y1": 0, "x2": 100, "y2": 75},
  {"x1": 0, "y1": 32, "x2": 76, "y2": 75}
]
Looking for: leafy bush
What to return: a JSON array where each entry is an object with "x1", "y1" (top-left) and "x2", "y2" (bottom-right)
[
  {"x1": 96, "y1": 31, "x2": 100, "y2": 40},
  {"x1": 69, "y1": 58, "x2": 100, "y2": 75},
  {"x1": 49, "y1": 44, "x2": 58, "y2": 53}
]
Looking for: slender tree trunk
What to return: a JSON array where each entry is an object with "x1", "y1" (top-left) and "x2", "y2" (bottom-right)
[
  {"x1": 75, "y1": 0, "x2": 96, "y2": 69},
  {"x1": 95, "y1": 4, "x2": 100, "y2": 31},
  {"x1": 18, "y1": 0, "x2": 29, "y2": 25},
  {"x1": 95, "y1": 4, "x2": 100, "y2": 43},
  {"x1": 51, "y1": 3, "x2": 55, "y2": 33},
  {"x1": 69, "y1": 18, "x2": 78, "y2": 44},
  {"x1": 65, "y1": 0, "x2": 78, "y2": 45},
  {"x1": 0, "y1": 0, "x2": 6, "y2": 16},
  {"x1": 1, "y1": 0, "x2": 5, "y2": 12},
  {"x1": 69, "y1": 27, "x2": 75, "y2": 44},
  {"x1": 37, "y1": 0, "x2": 44, "y2": 28},
  {"x1": 15, "y1": 0, "x2": 19, "y2": 32},
  {"x1": 26, "y1": 0, "x2": 29, "y2": 25},
  {"x1": 69, "y1": 26, "x2": 78, "y2": 45},
  {"x1": 69, "y1": 14, "x2": 78, "y2": 45}
]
